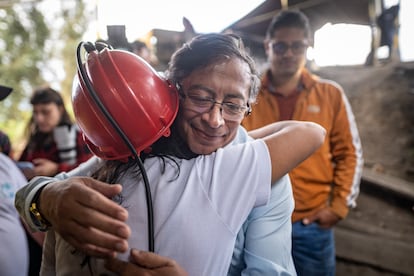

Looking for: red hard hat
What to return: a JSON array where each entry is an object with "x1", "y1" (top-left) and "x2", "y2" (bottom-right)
[{"x1": 72, "y1": 43, "x2": 179, "y2": 160}]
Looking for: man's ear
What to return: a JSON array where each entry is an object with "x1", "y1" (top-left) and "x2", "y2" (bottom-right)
[{"x1": 264, "y1": 40, "x2": 272, "y2": 58}]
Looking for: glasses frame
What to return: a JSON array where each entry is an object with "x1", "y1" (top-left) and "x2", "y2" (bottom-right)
[
  {"x1": 178, "y1": 84, "x2": 251, "y2": 121},
  {"x1": 270, "y1": 41, "x2": 309, "y2": 56}
]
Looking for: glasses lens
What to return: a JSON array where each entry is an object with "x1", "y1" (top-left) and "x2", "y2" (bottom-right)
[
  {"x1": 184, "y1": 94, "x2": 247, "y2": 121},
  {"x1": 272, "y1": 42, "x2": 288, "y2": 55},
  {"x1": 185, "y1": 96, "x2": 211, "y2": 113},
  {"x1": 291, "y1": 41, "x2": 307, "y2": 54},
  {"x1": 271, "y1": 41, "x2": 307, "y2": 55},
  {"x1": 222, "y1": 103, "x2": 248, "y2": 121}
]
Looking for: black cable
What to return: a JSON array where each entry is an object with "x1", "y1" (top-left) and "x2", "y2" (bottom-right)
[{"x1": 76, "y1": 42, "x2": 155, "y2": 252}]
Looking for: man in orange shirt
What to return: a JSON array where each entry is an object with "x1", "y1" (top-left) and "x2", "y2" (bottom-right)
[{"x1": 242, "y1": 10, "x2": 363, "y2": 276}]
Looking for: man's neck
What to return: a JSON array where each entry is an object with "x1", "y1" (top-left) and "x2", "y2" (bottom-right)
[{"x1": 269, "y1": 70, "x2": 302, "y2": 97}]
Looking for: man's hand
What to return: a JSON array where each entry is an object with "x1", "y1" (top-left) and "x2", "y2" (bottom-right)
[
  {"x1": 105, "y1": 249, "x2": 188, "y2": 276},
  {"x1": 39, "y1": 177, "x2": 131, "y2": 257},
  {"x1": 302, "y1": 208, "x2": 341, "y2": 229}
]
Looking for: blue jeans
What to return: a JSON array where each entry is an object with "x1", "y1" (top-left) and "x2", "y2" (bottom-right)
[{"x1": 292, "y1": 221, "x2": 335, "y2": 276}]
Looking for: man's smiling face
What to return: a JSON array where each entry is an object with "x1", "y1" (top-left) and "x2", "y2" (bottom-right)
[{"x1": 176, "y1": 57, "x2": 251, "y2": 155}]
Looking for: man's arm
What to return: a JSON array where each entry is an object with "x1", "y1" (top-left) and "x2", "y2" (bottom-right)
[
  {"x1": 328, "y1": 87, "x2": 363, "y2": 219},
  {"x1": 229, "y1": 127, "x2": 297, "y2": 276},
  {"x1": 240, "y1": 175, "x2": 297, "y2": 275},
  {"x1": 15, "y1": 156, "x2": 101, "y2": 231},
  {"x1": 15, "y1": 156, "x2": 131, "y2": 258},
  {"x1": 302, "y1": 85, "x2": 363, "y2": 228},
  {"x1": 15, "y1": 176, "x2": 55, "y2": 231},
  {"x1": 230, "y1": 176, "x2": 297, "y2": 276}
]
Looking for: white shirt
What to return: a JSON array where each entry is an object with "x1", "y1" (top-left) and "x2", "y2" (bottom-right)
[
  {"x1": 41, "y1": 139, "x2": 271, "y2": 276},
  {"x1": 0, "y1": 153, "x2": 29, "y2": 276}
]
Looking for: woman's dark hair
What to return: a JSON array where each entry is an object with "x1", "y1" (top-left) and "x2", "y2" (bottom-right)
[
  {"x1": 24, "y1": 86, "x2": 73, "y2": 151},
  {"x1": 28, "y1": 86, "x2": 72, "y2": 130},
  {"x1": 92, "y1": 124, "x2": 191, "y2": 184}
]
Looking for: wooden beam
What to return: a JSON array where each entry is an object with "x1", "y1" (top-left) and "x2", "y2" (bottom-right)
[
  {"x1": 362, "y1": 168, "x2": 414, "y2": 200},
  {"x1": 335, "y1": 226, "x2": 414, "y2": 275}
]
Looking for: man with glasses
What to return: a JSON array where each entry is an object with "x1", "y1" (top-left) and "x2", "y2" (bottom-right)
[
  {"x1": 243, "y1": 10, "x2": 363, "y2": 276},
  {"x1": 16, "y1": 33, "x2": 301, "y2": 275}
]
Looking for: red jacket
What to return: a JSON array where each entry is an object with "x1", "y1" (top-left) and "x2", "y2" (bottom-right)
[
  {"x1": 19, "y1": 127, "x2": 93, "y2": 173},
  {"x1": 243, "y1": 69, "x2": 363, "y2": 222}
]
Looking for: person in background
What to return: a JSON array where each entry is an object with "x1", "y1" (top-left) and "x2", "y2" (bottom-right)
[
  {"x1": 242, "y1": 10, "x2": 364, "y2": 276},
  {"x1": 0, "y1": 85, "x2": 13, "y2": 157},
  {"x1": 14, "y1": 33, "x2": 323, "y2": 275},
  {"x1": 18, "y1": 86, "x2": 93, "y2": 275},
  {"x1": 0, "y1": 128, "x2": 32, "y2": 174},
  {"x1": 0, "y1": 130, "x2": 12, "y2": 157},
  {"x1": 0, "y1": 152, "x2": 30, "y2": 276},
  {"x1": 0, "y1": 85, "x2": 29, "y2": 276},
  {"x1": 377, "y1": 4, "x2": 400, "y2": 61},
  {"x1": 131, "y1": 40, "x2": 153, "y2": 64},
  {"x1": 19, "y1": 86, "x2": 93, "y2": 180}
]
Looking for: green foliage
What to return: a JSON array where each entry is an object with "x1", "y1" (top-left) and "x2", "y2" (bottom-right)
[
  {"x1": 0, "y1": 4, "x2": 49, "y2": 149},
  {"x1": 59, "y1": 0, "x2": 89, "y2": 111},
  {"x1": 0, "y1": 5, "x2": 48, "y2": 101},
  {"x1": 0, "y1": 0, "x2": 90, "y2": 154}
]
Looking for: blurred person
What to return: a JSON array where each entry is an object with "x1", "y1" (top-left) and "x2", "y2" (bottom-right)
[
  {"x1": 377, "y1": 4, "x2": 400, "y2": 61},
  {"x1": 242, "y1": 10, "x2": 363, "y2": 276},
  {"x1": 0, "y1": 127, "x2": 33, "y2": 174},
  {"x1": 0, "y1": 85, "x2": 29, "y2": 276},
  {"x1": 0, "y1": 153, "x2": 30, "y2": 276},
  {"x1": 19, "y1": 86, "x2": 93, "y2": 180},
  {"x1": 14, "y1": 34, "x2": 326, "y2": 275},
  {"x1": 18, "y1": 86, "x2": 93, "y2": 275},
  {"x1": 0, "y1": 130, "x2": 12, "y2": 157},
  {"x1": 131, "y1": 40, "x2": 153, "y2": 64},
  {"x1": 0, "y1": 85, "x2": 13, "y2": 157}
]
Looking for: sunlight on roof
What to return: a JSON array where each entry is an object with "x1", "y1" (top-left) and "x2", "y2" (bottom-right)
[
  {"x1": 96, "y1": 0, "x2": 265, "y2": 40},
  {"x1": 312, "y1": 23, "x2": 372, "y2": 66},
  {"x1": 311, "y1": 0, "x2": 413, "y2": 66}
]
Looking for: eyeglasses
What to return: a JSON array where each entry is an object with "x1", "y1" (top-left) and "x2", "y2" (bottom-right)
[
  {"x1": 270, "y1": 41, "x2": 308, "y2": 55},
  {"x1": 180, "y1": 90, "x2": 251, "y2": 121}
]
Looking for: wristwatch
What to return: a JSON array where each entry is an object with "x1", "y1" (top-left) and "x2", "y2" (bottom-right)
[{"x1": 29, "y1": 186, "x2": 52, "y2": 231}]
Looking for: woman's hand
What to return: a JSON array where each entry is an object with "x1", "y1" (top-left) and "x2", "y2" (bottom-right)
[
  {"x1": 32, "y1": 158, "x2": 59, "y2": 176},
  {"x1": 105, "y1": 249, "x2": 188, "y2": 276}
]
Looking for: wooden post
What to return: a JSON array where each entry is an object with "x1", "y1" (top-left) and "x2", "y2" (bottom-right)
[{"x1": 365, "y1": 0, "x2": 382, "y2": 66}]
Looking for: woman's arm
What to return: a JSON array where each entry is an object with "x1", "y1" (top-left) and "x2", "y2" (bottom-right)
[
  {"x1": 261, "y1": 121, "x2": 326, "y2": 182},
  {"x1": 248, "y1": 120, "x2": 309, "y2": 140}
]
